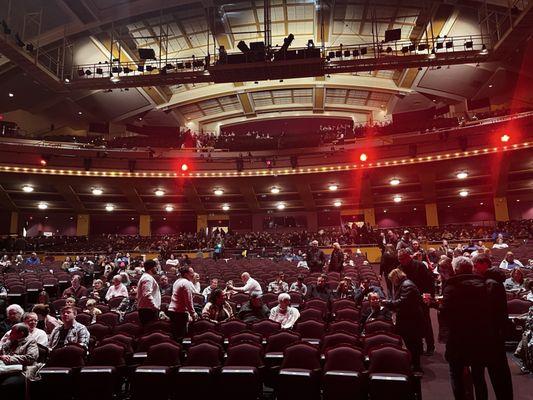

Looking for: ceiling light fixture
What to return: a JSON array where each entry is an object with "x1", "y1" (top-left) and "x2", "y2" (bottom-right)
[
  {"x1": 155, "y1": 189, "x2": 165, "y2": 196},
  {"x1": 393, "y1": 195, "x2": 402, "y2": 203},
  {"x1": 37, "y1": 202, "x2": 48, "y2": 210},
  {"x1": 389, "y1": 178, "x2": 400, "y2": 186},
  {"x1": 277, "y1": 203, "x2": 286, "y2": 210},
  {"x1": 334, "y1": 200, "x2": 342, "y2": 207},
  {"x1": 91, "y1": 188, "x2": 103, "y2": 196},
  {"x1": 270, "y1": 187, "x2": 280, "y2": 194},
  {"x1": 222, "y1": 204, "x2": 230, "y2": 211},
  {"x1": 165, "y1": 205, "x2": 174, "y2": 212},
  {"x1": 105, "y1": 204, "x2": 115, "y2": 212},
  {"x1": 456, "y1": 171, "x2": 468, "y2": 179},
  {"x1": 214, "y1": 188, "x2": 224, "y2": 196},
  {"x1": 328, "y1": 184, "x2": 338, "y2": 191},
  {"x1": 8, "y1": 92, "x2": 14, "y2": 98},
  {"x1": 359, "y1": 153, "x2": 367, "y2": 162},
  {"x1": 22, "y1": 184, "x2": 34, "y2": 193},
  {"x1": 459, "y1": 190, "x2": 469, "y2": 197},
  {"x1": 500, "y1": 134, "x2": 510, "y2": 142}
]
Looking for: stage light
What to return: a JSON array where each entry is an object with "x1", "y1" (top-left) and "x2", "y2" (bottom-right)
[
  {"x1": 64, "y1": 78, "x2": 70, "y2": 83},
  {"x1": 480, "y1": 44, "x2": 488, "y2": 55},
  {"x1": 37, "y1": 202, "x2": 48, "y2": 210},
  {"x1": 270, "y1": 187, "x2": 280, "y2": 194},
  {"x1": 277, "y1": 203, "x2": 286, "y2": 210},
  {"x1": 22, "y1": 185, "x2": 34, "y2": 193},
  {"x1": 155, "y1": 189, "x2": 165, "y2": 197},
  {"x1": 105, "y1": 204, "x2": 115, "y2": 212},
  {"x1": 40, "y1": 158, "x2": 47, "y2": 166},
  {"x1": 328, "y1": 184, "x2": 338, "y2": 191},
  {"x1": 222, "y1": 204, "x2": 230, "y2": 211},
  {"x1": 214, "y1": 188, "x2": 224, "y2": 196},
  {"x1": 500, "y1": 134, "x2": 510, "y2": 142},
  {"x1": 91, "y1": 188, "x2": 103, "y2": 196},
  {"x1": 165, "y1": 205, "x2": 174, "y2": 212},
  {"x1": 334, "y1": 200, "x2": 342, "y2": 207},
  {"x1": 8, "y1": 92, "x2": 14, "y2": 98},
  {"x1": 180, "y1": 163, "x2": 189, "y2": 172},
  {"x1": 359, "y1": 153, "x2": 368, "y2": 162},
  {"x1": 393, "y1": 195, "x2": 402, "y2": 203},
  {"x1": 389, "y1": 178, "x2": 400, "y2": 186},
  {"x1": 459, "y1": 190, "x2": 469, "y2": 197}
]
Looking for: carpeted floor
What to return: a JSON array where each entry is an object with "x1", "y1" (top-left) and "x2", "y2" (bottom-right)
[{"x1": 421, "y1": 309, "x2": 533, "y2": 400}]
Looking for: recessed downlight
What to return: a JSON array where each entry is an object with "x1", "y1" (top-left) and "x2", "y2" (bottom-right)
[
  {"x1": 214, "y1": 188, "x2": 224, "y2": 196},
  {"x1": 456, "y1": 171, "x2": 468, "y2": 179},
  {"x1": 155, "y1": 189, "x2": 165, "y2": 197},
  {"x1": 333, "y1": 200, "x2": 342, "y2": 207},
  {"x1": 389, "y1": 178, "x2": 400, "y2": 186},
  {"x1": 270, "y1": 187, "x2": 280, "y2": 194},
  {"x1": 328, "y1": 184, "x2": 338, "y2": 191},
  {"x1": 459, "y1": 190, "x2": 469, "y2": 197},
  {"x1": 222, "y1": 204, "x2": 230, "y2": 211},
  {"x1": 277, "y1": 203, "x2": 286, "y2": 210},
  {"x1": 165, "y1": 205, "x2": 174, "y2": 212},
  {"x1": 393, "y1": 195, "x2": 402, "y2": 203},
  {"x1": 91, "y1": 188, "x2": 103, "y2": 196},
  {"x1": 37, "y1": 202, "x2": 48, "y2": 210},
  {"x1": 105, "y1": 204, "x2": 114, "y2": 212},
  {"x1": 22, "y1": 184, "x2": 34, "y2": 193}
]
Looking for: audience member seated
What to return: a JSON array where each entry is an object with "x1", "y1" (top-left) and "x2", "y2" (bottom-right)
[
  {"x1": 192, "y1": 273, "x2": 201, "y2": 294},
  {"x1": 306, "y1": 274, "x2": 332, "y2": 302},
  {"x1": 514, "y1": 305, "x2": 533, "y2": 373},
  {"x1": 48, "y1": 306, "x2": 90, "y2": 350},
  {"x1": 493, "y1": 237, "x2": 509, "y2": 249},
  {"x1": 105, "y1": 275, "x2": 129, "y2": 301},
  {"x1": 333, "y1": 279, "x2": 355, "y2": 299},
  {"x1": 202, "y1": 278, "x2": 219, "y2": 303},
  {"x1": 25, "y1": 252, "x2": 41, "y2": 267},
  {"x1": 0, "y1": 305, "x2": 24, "y2": 337},
  {"x1": 354, "y1": 279, "x2": 385, "y2": 305},
  {"x1": 0, "y1": 312, "x2": 48, "y2": 347},
  {"x1": 32, "y1": 304, "x2": 61, "y2": 335},
  {"x1": 159, "y1": 275, "x2": 173, "y2": 296},
  {"x1": 268, "y1": 272, "x2": 289, "y2": 294},
  {"x1": 83, "y1": 299, "x2": 102, "y2": 323},
  {"x1": 360, "y1": 293, "x2": 392, "y2": 327},
  {"x1": 237, "y1": 293, "x2": 270, "y2": 323},
  {"x1": 89, "y1": 279, "x2": 107, "y2": 302},
  {"x1": 504, "y1": 269, "x2": 526, "y2": 293},
  {"x1": 227, "y1": 272, "x2": 263, "y2": 296},
  {"x1": 269, "y1": 293, "x2": 300, "y2": 329},
  {"x1": 499, "y1": 251, "x2": 525, "y2": 270},
  {"x1": 201, "y1": 289, "x2": 234, "y2": 323},
  {"x1": 0, "y1": 323, "x2": 39, "y2": 400},
  {"x1": 289, "y1": 275, "x2": 307, "y2": 296},
  {"x1": 62, "y1": 275, "x2": 88, "y2": 299}
]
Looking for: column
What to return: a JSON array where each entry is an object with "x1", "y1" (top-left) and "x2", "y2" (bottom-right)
[
  {"x1": 493, "y1": 197, "x2": 510, "y2": 222},
  {"x1": 307, "y1": 212, "x2": 318, "y2": 232},
  {"x1": 197, "y1": 214, "x2": 208, "y2": 233},
  {"x1": 139, "y1": 215, "x2": 151, "y2": 237},
  {"x1": 10, "y1": 211, "x2": 18, "y2": 235},
  {"x1": 76, "y1": 214, "x2": 90, "y2": 236},
  {"x1": 425, "y1": 203, "x2": 439, "y2": 227},
  {"x1": 363, "y1": 208, "x2": 376, "y2": 227}
]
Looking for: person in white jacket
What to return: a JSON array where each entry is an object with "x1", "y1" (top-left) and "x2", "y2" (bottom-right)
[
  {"x1": 269, "y1": 293, "x2": 300, "y2": 329},
  {"x1": 136, "y1": 260, "x2": 161, "y2": 325},
  {"x1": 105, "y1": 275, "x2": 129, "y2": 301}
]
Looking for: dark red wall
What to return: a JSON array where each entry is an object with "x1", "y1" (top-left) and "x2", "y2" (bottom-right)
[
  {"x1": 376, "y1": 209, "x2": 426, "y2": 228},
  {"x1": 230, "y1": 215, "x2": 253, "y2": 231},
  {"x1": 21, "y1": 213, "x2": 77, "y2": 236},
  {"x1": 317, "y1": 211, "x2": 341, "y2": 227},
  {"x1": 438, "y1": 205, "x2": 495, "y2": 225},
  {"x1": 151, "y1": 216, "x2": 196, "y2": 235},
  {"x1": 90, "y1": 215, "x2": 139, "y2": 235},
  {"x1": 221, "y1": 117, "x2": 353, "y2": 136},
  {"x1": 0, "y1": 211, "x2": 11, "y2": 235},
  {"x1": 509, "y1": 200, "x2": 533, "y2": 220}
]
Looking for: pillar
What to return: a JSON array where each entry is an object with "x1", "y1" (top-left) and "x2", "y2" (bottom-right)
[
  {"x1": 307, "y1": 212, "x2": 318, "y2": 232},
  {"x1": 363, "y1": 208, "x2": 376, "y2": 227},
  {"x1": 76, "y1": 214, "x2": 90, "y2": 236},
  {"x1": 139, "y1": 215, "x2": 151, "y2": 237},
  {"x1": 493, "y1": 197, "x2": 510, "y2": 222},
  {"x1": 425, "y1": 203, "x2": 439, "y2": 227},
  {"x1": 10, "y1": 211, "x2": 18, "y2": 235},
  {"x1": 197, "y1": 214, "x2": 208, "y2": 233}
]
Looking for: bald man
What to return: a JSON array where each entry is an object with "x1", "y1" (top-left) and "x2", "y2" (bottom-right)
[{"x1": 228, "y1": 272, "x2": 263, "y2": 297}]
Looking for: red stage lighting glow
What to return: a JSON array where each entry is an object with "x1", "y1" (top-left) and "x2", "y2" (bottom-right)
[
  {"x1": 40, "y1": 159, "x2": 47, "y2": 166},
  {"x1": 181, "y1": 163, "x2": 189, "y2": 172},
  {"x1": 359, "y1": 153, "x2": 368, "y2": 162},
  {"x1": 500, "y1": 134, "x2": 510, "y2": 142}
]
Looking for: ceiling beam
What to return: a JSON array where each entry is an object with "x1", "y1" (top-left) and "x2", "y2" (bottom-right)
[
  {"x1": 296, "y1": 182, "x2": 316, "y2": 211},
  {"x1": 240, "y1": 184, "x2": 261, "y2": 212},
  {"x1": 119, "y1": 185, "x2": 148, "y2": 213},
  {"x1": 237, "y1": 91, "x2": 256, "y2": 117},
  {"x1": 183, "y1": 183, "x2": 206, "y2": 213},
  {"x1": 203, "y1": 2, "x2": 234, "y2": 50},
  {"x1": 0, "y1": 185, "x2": 17, "y2": 211},
  {"x1": 54, "y1": 183, "x2": 87, "y2": 213},
  {"x1": 492, "y1": 153, "x2": 511, "y2": 198},
  {"x1": 316, "y1": 0, "x2": 333, "y2": 46},
  {"x1": 313, "y1": 85, "x2": 325, "y2": 112}
]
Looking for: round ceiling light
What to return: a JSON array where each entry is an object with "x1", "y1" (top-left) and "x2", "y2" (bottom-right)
[
  {"x1": 328, "y1": 184, "x2": 338, "y2": 191},
  {"x1": 333, "y1": 200, "x2": 342, "y2": 207},
  {"x1": 359, "y1": 153, "x2": 367, "y2": 162},
  {"x1": 92, "y1": 188, "x2": 103, "y2": 196},
  {"x1": 500, "y1": 134, "x2": 510, "y2": 142},
  {"x1": 155, "y1": 189, "x2": 165, "y2": 197},
  {"x1": 456, "y1": 171, "x2": 468, "y2": 179},
  {"x1": 22, "y1": 184, "x2": 34, "y2": 193},
  {"x1": 459, "y1": 190, "x2": 469, "y2": 197},
  {"x1": 389, "y1": 178, "x2": 400, "y2": 186},
  {"x1": 37, "y1": 202, "x2": 48, "y2": 210},
  {"x1": 270, "y1": 187, "x2": 280, "y2": 194},
  {"x1": 214, "y1": 188, "x2": 224, "y2": 196},
  {"x1": 222, "y1": 204, "x2": 230, "y2": 211},
  {"x1": 277, "y1": 203, "x2": 286, "y2": 210},
  {"x1": 165, "y1": 205, "x2": 174, "y2": 212},
  {"x1": 105, "y1": 204, "x2": 115, "y2": 212},
  {"x1": 393, "y1": 195, "x2": 402, "y2": 203}
]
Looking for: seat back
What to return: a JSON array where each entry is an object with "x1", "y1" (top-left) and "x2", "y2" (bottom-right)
[
  {"x1": 189, "y1": 319, "x2": 218, "y2": 336},
  {"x1": 145, "y1": 342, "x2": 182, "y2": 367},
  {"x1": 228, "y1": 331, "x2": 262, "y2": 346},
  {"x1": 192, "y1": 331, "x2": 224, "y2": 346},
  {"x1": 186, "y1": 342, "x2": 223, "y2": 368},
  {"x1": 324, "y1": 345, "x2": 365, "y2": 372},
  {"x1": 100, "y1": 334, "x2": 135, "y2": 354},
  {"x1": 321, "y1": 332, "x2": 360, "y2": 353},
  {"x1": 281, "y1": 342, "x2": 321, "y2": 370},
  {"x1": 251, "y1": 319, "x2": 281, "y2": 338},
  {"x1": 114, "y1": 323, "x2": 142, "y2": 338},
  {"x1": 334, "y1": 308, "x2": 360, "y2": 321},
  {"x1": 368, "y1": 345, "x2": 411, "y2": 375},
  {"x1": 304, "y1": 298, "x2": 328, "y2": 311},
  {"x1": 87, "y1": 323, "x2": 112, "y2": 342},
  {"x1": 76, "y1": 313, "x2": 93, "y2": 326},
  {"x1": 87, "y1": 343, "x2": 126, "y2": 367},
  {"x1": 363, "y1": 333, "x2": 403, "y2": 353},
  {"x1": 219, "y1": 320, "x2": 248, "y2": 338},
  {"x1": 299, "y1": 308, "x2": 324, "y2": 322},
  {"x1": 265, "y1": 331, "x2": 301, "y2": 353},
  {"x1": 46, "y1": 344, "x2": 86, "y2": 368},
  {"x1": 507, "y1": 299, "x2": 532, "y2": 314},
  {"x1": 364, "y1": 320, "x2": 395, "y2": 334},
  {"x1": 225, "y1": 343, "x2": 264, "y2": 367},
  {"x1": 295, "y1": 320, "x2": 326, "y2": 340},
  {"x1": 328, "y1": 320, "x2": 360, "y2": 335},
  {"x1": 96, "y1": 312, "x2": 120, "y2": 327},
  {"x1": 137, "y1": 332, "x2": 172, "y2": 352},
  {"x1": 331, "y1": 299, "x2": 357, "y2": 313}
]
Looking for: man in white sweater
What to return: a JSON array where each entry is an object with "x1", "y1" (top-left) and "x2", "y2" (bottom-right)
[
  {"x1": 269, "y1": 293, "x2": 300, "y2": 329},
  {"x1": 227, "y1": 272, "x2": 263, "y2": 297},
  {"x1": 136, "y1": 260, "x2": 161, "y2": 325},
  {"x1": 168, "y1": 265, "x2": 198, "y2": 341}
]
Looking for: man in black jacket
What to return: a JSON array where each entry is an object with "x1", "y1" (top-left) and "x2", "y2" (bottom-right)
[
  {"x1": 398, "y1": 248, "x2": 435, "y2": 354},
  {"x1": 441, "y1": 256, "x2": 502, "y2": 400},
  {"x1": 306, "y1": 240, "x2": 326, "y2": 273},
  {"x1": 383, "y1": 268, "x2": 425, "y2": 372},
  {"x1": 328, "y1": 242, "x2": 344, "y2": 273},
  {"x1": 306, "y1": 274, "x2": 332, "y2": 302},
  {"x1": 472, "y1": 253, "x2": 513, "y2": 400},
  {"x1": 237, "y1": 294, "x2": 270, "y2": 323}
]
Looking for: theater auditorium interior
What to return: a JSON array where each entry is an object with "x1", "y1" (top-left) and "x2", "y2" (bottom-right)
[{"x1": 0, "y1": 0, "x2": 532, "y2": 399}]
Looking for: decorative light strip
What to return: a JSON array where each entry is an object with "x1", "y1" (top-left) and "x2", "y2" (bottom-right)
[{"x1": 0, "y1": 142, "x2": 530, "y2": 178}]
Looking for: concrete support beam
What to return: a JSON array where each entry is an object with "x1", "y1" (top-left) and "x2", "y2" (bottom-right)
[
  {"x1": 76, "y1": 214, "x2": 90, "y2": 236},
  {"x1": 237, "y1": 92, "x2": 256, "y2": 117},
  {"x1": 493, "y1": 197, "x2": 510, "y2": 222},
  {"x1": 139, "y1": 215, "x2": 151, "y2": 237},
  {"x1": 425, "y1": 203, "x2": 439, "y2": 227}
]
